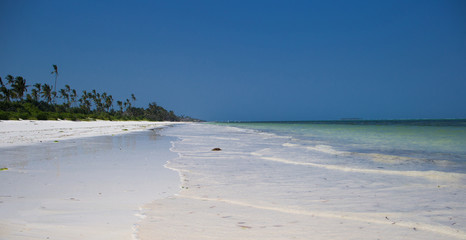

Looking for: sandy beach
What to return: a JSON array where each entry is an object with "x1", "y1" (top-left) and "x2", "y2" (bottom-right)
[
  {"x1": 0, "y1": 120, "x2": 176, "y2": 147},
  {"x1": 2, "y1": 120, "x2": 465, "y2": 240},
  {"x1": 0, "y1": 120, "x2": 181, "y2": 240}
]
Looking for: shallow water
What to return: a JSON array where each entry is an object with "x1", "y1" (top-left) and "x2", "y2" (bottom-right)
[
  {"x1": 139, "y1": 122, "x2": 466, "y2": 240},
  {"x1": 220, "y1": 120, "x2": 466, "y2": 173}
]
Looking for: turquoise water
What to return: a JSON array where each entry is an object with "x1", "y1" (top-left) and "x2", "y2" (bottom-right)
[{"x1": 215, "y1": 120, "x2": 466, "y2": 173}]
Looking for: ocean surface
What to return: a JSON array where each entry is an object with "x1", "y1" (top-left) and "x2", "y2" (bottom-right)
[{"x1": 139, "y1": 121, "x2": 466, "y2": 239}]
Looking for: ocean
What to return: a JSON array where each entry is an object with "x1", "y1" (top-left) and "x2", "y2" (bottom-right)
[{"x1": 139, "y1": 120, "x2": 466, "y2": 239}]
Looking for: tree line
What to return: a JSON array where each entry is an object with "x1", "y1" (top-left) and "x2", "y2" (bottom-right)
[{"x1": 0, "y1": 65, "x2": 197, "y2": 121}]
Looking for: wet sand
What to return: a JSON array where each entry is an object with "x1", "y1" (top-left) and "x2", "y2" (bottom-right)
[{"x1": 0, "y1": 121, "x2": 180, "y2": 240}]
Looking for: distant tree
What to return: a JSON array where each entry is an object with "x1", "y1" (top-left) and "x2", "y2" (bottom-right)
[
  {"x1": 79, "y1": 90, "x2": 91, "y2": 113},
  {"x1": 124, "y1": 98, "x2": 131, "y2": 110},
  {"x1": 52, "y1": 91, "x2": 57, "y2": 103},
  {"x1": 117, "y1": 100, "x2": 123, "y2": 113},
  {"x1": 41, "y1": 84, "x2": 53, "y2": 104},
  {"x1": 12, "y1": 76, "x2": 28, "y2": 101},
  {"x1": 70, "y1": 88, "x2": 78, "y2": 107},
  {"x1": 0, "y1": 77, "x2": 4, "y2": 101},
  {"x1": 0, "y1": 85, "x2": 11, "y2": 102},
  {"x1": 104, "y1": 94, "x2": 113, "y2": 112},
  {"x1": 168, "y1": 110, "x2": 178, "y2": 121},
  {"x1": 59, "y1": 88, "x2": 69, "y2": 107},
  {"x1": 1, "y1": 75, "x2": 15, "y2": 102},
  {"x1": 31, "y1": 89, "x2": 39, "y2": 101},
  {"x1": 31, "y1": 83, "x2": 41, "y2": 102},
  {"x1": 5, "y1": 75, "x2": 14, "y2": 85},
  {"x1": 3, "y1": 75, "x2": 16, "y2": 101},
  {"x1": 51, "y1": 64, "x2": 58, "y2": 102},
  {"x1": 59, "y1": 84, "x2": 72, "y2": 108},
  {"x1": 33, "y1": 83, "x2": 42, "y2": 91}
]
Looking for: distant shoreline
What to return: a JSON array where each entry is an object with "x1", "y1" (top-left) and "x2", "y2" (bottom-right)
[{"x1": 214, "y1": 118, "x2": 466, "y2": 126}]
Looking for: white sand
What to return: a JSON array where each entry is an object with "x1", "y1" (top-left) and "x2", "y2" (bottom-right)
[
  {"x1": 0, "y1": 120, "x2": 182, "y2": 240},
  {"x1": 0, "y1": 120, "x2": 176, "y2": 147}
]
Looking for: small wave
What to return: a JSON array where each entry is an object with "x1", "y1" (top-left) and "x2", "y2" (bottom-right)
[
  {"x1": 282, "y1": 142, "x2": 459, "y2": 169},
  {"x1": 283, "y1": 142, "x2": 349, "y2": 155},
  {"x1": 362, "y1": 153, "x2": 421, "y2": 164},
  {"x1": 251, "y1": 152, "x2": 466, "y2": 182}
]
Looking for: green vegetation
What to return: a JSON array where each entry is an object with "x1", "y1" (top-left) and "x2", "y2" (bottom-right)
[{"x1": 0, "y1": 65, "x2": 199, "y2": 122}]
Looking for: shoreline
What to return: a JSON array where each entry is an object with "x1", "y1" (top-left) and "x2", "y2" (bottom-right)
[
  {"x1": 0, "y1": 120, "x2": 183, "y2": 240},
  {"x1": 0, "y1": 120, "x2": 180, "y2": 148},
  {"x1": 136, "y1": 123, "x2": 466, "y2": 240}
]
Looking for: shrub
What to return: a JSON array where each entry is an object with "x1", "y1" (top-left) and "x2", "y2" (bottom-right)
[
  {"x1": 18, "y1": 112, "x2": 29, "y2": 120},
  {"x1": 0, "y1": 111, "x2": 9, "y2": 120},
  {"x1": 36, "y1": 112, "x2": 48, "y2": 120}
]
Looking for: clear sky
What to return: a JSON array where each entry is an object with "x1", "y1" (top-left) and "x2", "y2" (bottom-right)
[{"x1": 1, "y1": 0, "x2": 465, "y2": 121}]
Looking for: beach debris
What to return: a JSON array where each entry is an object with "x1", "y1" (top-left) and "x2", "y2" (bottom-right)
[
  {"x1": 122, "y1": 129, "x2": 128, "y2": 131},
  {"x1": 212, "y1": 148, "x2": 222, "y2": 151},
  {"x1": 386, "y1": 216, "x2": 396, "y2": 224},
  {"x1": 0, "y1": 168, "x2": 8, "y2": 171},
  {"x1": 54, "y1": 140, "x2": 59, "y2": 143},
  {"x1": 238, "y1": 225, "x2": 252, "y2": 229}
]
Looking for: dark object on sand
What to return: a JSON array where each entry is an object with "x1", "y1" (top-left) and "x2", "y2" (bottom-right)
[{"x1": 212, "y1": 148, "x2": 222, "y2": 151}]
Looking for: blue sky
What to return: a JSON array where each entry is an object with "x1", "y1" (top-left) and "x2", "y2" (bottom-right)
[{"x1": 1, "y1": 0, "x2": 465, "y2": 121}]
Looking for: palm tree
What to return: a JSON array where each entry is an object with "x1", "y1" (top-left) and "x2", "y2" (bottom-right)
[
  {"x1": 32, "y1": 83, "x2": 41, "y2": 102},
  {"x1": 51, "y1": 65, "x2": 58, "y2": 102},
  {"x1": 0, "y1": 84, "x2": 11, "y2": 102},
  {"x1": 52, "y1": 91, "x2": 57, "y2": 102},
  {"x1": 117, "y1": 100, "x2": 123, "y2": 113},
  {"x1": 79, "y1": 90, "x2": 91, "y2": 113},
  {"x1": 104, "y1": 94, "x2": 113, "y2": 112},
  {"x1": 31, "y1": 89, "x2": 39, "y2": 101},
  {"x1": 0, "y1": 77, "x2": 4, "y2": 101},
  {"x1": 70, "y1": 89, "x2": 77, "y2": 107},
  {"x1": 12, "y1": 76, "x2": 28, "y2": 101},
  {"x1": 41, "y1": 84, "x2": 52, "y2": 104},
  {"x1": 60, "y1": 84, "x2": 71, "y2": 107},
  {"x1": 125, "y1": 98, "x2": 131, "y2": 109},
  {"x1": 5, "y1": 75, "x2": 14, "y2": 85},
  {"x1": 3, "y1": 75, "x2": 16, "y2": 101},
  {"x1": 33, "y1": 83, "x2": 41, "y2": 91},
  {"x1": 59, "y1": 89, "x2": 69, "y2": 107}
]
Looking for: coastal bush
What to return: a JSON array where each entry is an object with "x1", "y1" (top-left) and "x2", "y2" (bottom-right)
[
  {"x1": 18, "y1": 112, "x2": 29, "y2": 120},
  {"x1": 0, "y1": 111, "x2": 9, "y2": 120},
  {"x1": 36, "y1": 112, "x2": 48, "y2": 120}
]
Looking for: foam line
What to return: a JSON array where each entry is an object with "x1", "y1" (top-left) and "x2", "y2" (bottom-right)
[{"x1": 251, "y1": 152, "x2": 466, "y2": 182}]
